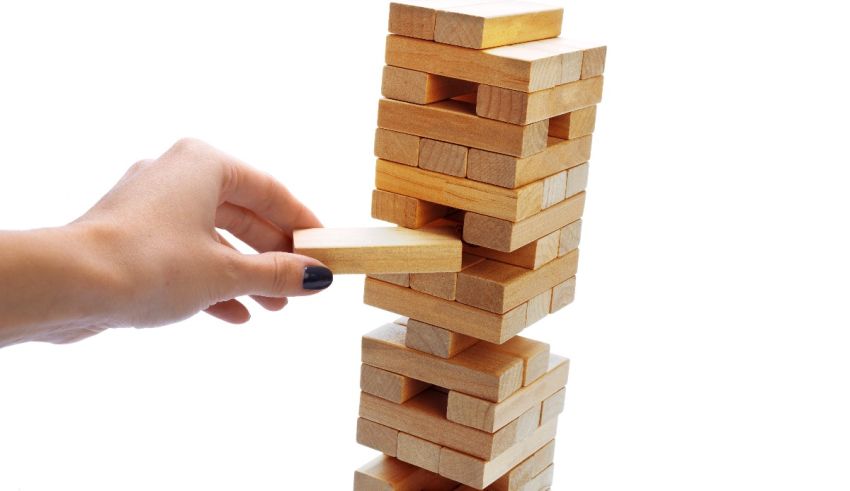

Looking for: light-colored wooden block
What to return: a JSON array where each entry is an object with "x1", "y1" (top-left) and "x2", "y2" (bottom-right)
[
  {"x1": 362, "y1": 323, "x2": 523, "y2": 402},
  {"x1": 293, "y1": 226, "x2": 461, "y2": 274},
  {"x1": 477, "y1": 76, "x2": 604, "y2": 125},
  {"x1": 419, "y1": 138, "x2": 469, "y2": 177},
  {"x1": 467, "y1": 135, "x2": 591, "y2": 189},
  {"x1": 371, "y1": 189, "x2": 450, "y2": 229},
  {"x1": 580, "y1": 45, "x2": 607, "y2": 79},
  {"x1": 386, "y1": 35, "x2": 583, "y2": 93},
  {"x1": 549, "y1": 277, "x2": 576, "y2": 313},
  {"x1": 521, "y1": 464, "x2": 554, "y2": 491},
  {"x1": 549, "y1": 105, "x2": 596, "y2": 140},
  {"x1": 359, "y1": 389, "x2": 538, "y2": 461},
  {"x1": 483, "y1": 336, "x2": 550, "y2": 386},
  {"x1": 525, "y1": 289, "x2": 552, "y2": 326},
  {"x1": 565, "y1": 162, "x2": 589, "y2": 198},
  {"x1": 397, "y1": 433, "x2": 441, "y2": 473},
  {"x1": 376, "y1": 159, "x2": 544, "y2": 222},
  {"x1": 388, "y1": 0, "x2": 474, "y2": 40},
  {"x1": 357, "y1": 418, "x2": 400, "y2": 457},
  {"x1": 433, "y1": 1, "x2": 563, "y2": 49},
  {"x1": 405, "y1": 318, "x2": 480, "y2": 358},
  {"x1": 382, "y1": 66, "x2": 478, "y2": 105},
  {"x1": 375, "y1": 128, "x2": 421, "y2": 166},
  {"x1": 490, "y1": 440, "x2": 556, "y2": 491},
  {"x1": 540, "y1": 171, "x2": 566, "y2": 209},
  {"x1": 354, "y1": 454, "x2": 457, "y2": 491},
  {"x1": 410, "y1": 253, "x2": 484, "y2": 301},
  {"x1": 540, "y1": 387, "x2": 566, "y2": 424},
  {"x1": 558, "y1": 220, "x2": 582, "y2": 256},
  {"x1": 361, "y1": 364, "x2": 431, "y2": 404},
  {"x1": 368, "y1": 273, "x2": 411, "y2": 288},
  {"x1": 463, "y1": 192, "x2": 586, "y2": 252},
  {"x1": 447, "y1": 355, "x2": 569, "y2": 432},
  {"x1": 455, "y1": 250, "x2": 579, "y2": 314},
  {"x1": 378, "y1": 98, "x2": 548, "y2": 158},
  {"x1": 364, "y1": 277, "x2": 528, "y2": 344},
  {"x1": 439, "y1": 419, "x2": 557, "y2": 489},
  {"x1": 465, "y1": 230, "x2": 559, "y2": 271}
]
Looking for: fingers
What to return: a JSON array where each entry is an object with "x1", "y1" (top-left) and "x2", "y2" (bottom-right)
[
  {"x1": 252, "y1": 296, "x2": 288, "y2": 311},
  {"x1": 205, "y1": 299, "x2": 251, "y2": 324},
  {"x1": 227, "y1": 251, "x2": 333, "y2": 299},
  {"x1": 215, "y1": 202, "x2": 291, "y2": 253}
]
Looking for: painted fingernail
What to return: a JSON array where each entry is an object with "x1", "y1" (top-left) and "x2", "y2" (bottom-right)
[{"x1": 303, "y1": 266, "x2": 333, "y2": 290}]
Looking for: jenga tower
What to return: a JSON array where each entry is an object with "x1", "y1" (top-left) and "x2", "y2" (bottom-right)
[{"x1": 296, "y1": 1, "x2": 605, "y2": 489}]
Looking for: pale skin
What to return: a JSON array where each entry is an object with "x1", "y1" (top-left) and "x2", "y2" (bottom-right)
[{"x1": 0, "y1": 138, "x2": 332, "y2": 348}]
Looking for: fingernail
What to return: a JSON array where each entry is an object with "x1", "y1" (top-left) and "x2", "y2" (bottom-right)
[{"x1": 303, "y1": 266, "x2": 333, "y2": 290}]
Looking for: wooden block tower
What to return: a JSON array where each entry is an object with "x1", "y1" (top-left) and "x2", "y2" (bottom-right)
[{"x1": 338, "y1": 1, "x2": 605, "y2": 489}]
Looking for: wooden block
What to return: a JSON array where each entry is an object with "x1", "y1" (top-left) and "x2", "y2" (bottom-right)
[
  {"x1": 565, "y1": 163, "x2": 589, "y2": 198},
  {"x1": 540, "y1": 171, "x2": 566, "y2": 209},
  {"x1": 364, "y1": 277, "x2": 528, "y2": 344},
  {"x1": 419, "y1": 138, "x2": 469, "y2": 177},
  {"x1": 490, "y1": 440, "x2": 556, "y2": 491},
  {"x1": 439, "y1": 419, "x2": 557, "y2": 489},
  {"x1": 463, "y1": 192, "x2": 586, "y2": 252},
  {"x1": 354, "y1": 454, "x2": 457, "y2": 491},
  {"x1": 371, "y1": 189, "x2": 450, "y2": 229},
  {"x1": 293, "y1": 226, "x2": 461, "y2": 274},
  {"x1": 433, "y1": 2, "x2": 563, "y2": 49},
  {"x1": 386, "y1": 35, "x2": 583, "y2": 92},
  {"x1": 410, "y1": 253, "x2": 484, "y2": 301},
  {"x1": 357, "y1": 418, "x2": 400, "y2": 456},
  {"x1": 580, "y1": 44, "x2": 607, "y2": 79},
  {"x1": 361, "y1": 364, "x2": 431, "y2": 404},
  {"x1": 388, "y1": 0, "x2": 474, "y2": 40},
  {"x1": 405, "y1": 318, "x2": 480, "y2": 358},
  {"x1": 558, "y1": 220, "x2": 582, "y2": 256},
  {"x1": 397, "y1": 433, "x2": 441, "y2": 473},
  {"x1": 549, "y1": 277, "x2": 576, "y2": 313},
  {"x1": 382, "y1": 65, "x2": 477, "y2": 105},
  {"x1": 525, "y1": 289, "x2": 552, "y2": 326},
  {"x1": 521, "y1": 464, "x2": 554, "y2": 491},
  {"x1": 540, "y1": 387, "x2": 566, "y2": 424},
  {"x1": 447, "y1": 355, "x2": 569, "y2": 432},
  {"x1": 368, "y1": 273, "x2": 411, "y2": 288},
  {"x1": 465, "y1": 230, "x2": 559, "y2": 270},
  {"x1": 378, "y1": 98, "x2": 549, "y2": 158},
  {"x1": 362, "y1": 323, "x2": 523, "y2": 402},
  {"x1": 483, "y1": 336, "x2": 550, "y2": 386},
  {"x1": 359, "y1": 389, "x2": 538, "y2": 461},
  {"x1": 549, "y1": 105, "x2": 596, "y2": 140},
  {"x1": 376, "y1": 159, "x2": 543, "y2": 222},
  {"x1": 375, "y1": 128, "x2": 420, "y2": 166},
  {"x1": 467, "y1": 135, "x2": 591, "y2": 189},
  {"x1": 455, "y1": 250, "x2": 579, "y2": 314},
  {"x1": 477, "y1": 76, "x2": 604, "y2": 125}
]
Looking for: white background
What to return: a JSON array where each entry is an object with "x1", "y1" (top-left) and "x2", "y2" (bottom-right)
[{"x1": 1, "y1": 0, "x2": 849, "y2": 489}]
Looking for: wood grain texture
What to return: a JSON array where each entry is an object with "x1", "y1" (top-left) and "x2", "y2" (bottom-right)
[
  {"x1": 362, "y1": 323, "x2": 524, "y2": 402},
  {"x1": 376, "y1": 159, "x2": 543, "y2": 222},
  {"x1": 549, "y1": 105, "x2": 596, "y2": 140},
  {"x1": 368, "y1": 272, "x2": 411, "y2": 288},
  {"x1": 521, "y1": 464, "x2": 555, "y2": 491},
  {"x1": 410, "y1": 253, "x2": 484, "y2": 301},
  {"x1": 540, "y1": 387, "x2": 566, "y2": 424},
  {"x1": 467, "y1": 135, "x2": 591, "y2": 189},
  {"x1": 405, "y1": 318, "x2": 480, "y2": 358},
  {"x1": 463, "y1": 192, "x2": 586, "y2": 252},
  {"x1": 378, "y1": 98, "x2": 548, "y2": 158},
  {"x1": 386, "y1": 34, "x2": 583, "y2": 93},
  {"x1": 525, "y1": 289, "x2": 552, "y2": 326},
  {"x1": 293, "y1": 226, "x2": 461, "y2": 274},
  {"x1": 447, "y1": 355, "x2": 569, "y2": 432},
  {"x1": 357, "y1": 418, "x2": 400, "y2": 457},
  {"x1": 565, "y1": 162, "x2": 589, "y2": 199},
  {"x1": 371, "y1": 189, "x2": 450, "y2": 229},
  {"x1": 477, "y1": 76, "x2": 604, "y2": 125},
  {"x1": 354, "y1": 454, "x2": 457, "y2": 491},
  {"x1": 489, "y1": 440, "x2": 556, "y2": 491},
  {"x1": 558, "y1": 219, "x2": 582, "y2": 256},
  {"x1": 580, "y1": 44, "x2": 607, "y2": 78},
  {"x1": 541, "y1": 171, "x2": 567, "y2": 209},
  {"x1": 361, "y1": 364, "x2": 431, "y2": 404},
  {"x1": 419, "y1": 138, "x2": 469, "y2": 177},
  {"x1": 549, "y1": 276, "x2": 576, "y2": 313},
  {"x1": 364, "y1": 277, "x2": 529, "y2": 344},
  {"x1": 483, "y1": 335, "x2": 550, "y2": 386},
  {"x1": 433, "y1": 1, "x2": 563, "y2": 49},
  {"x1": 465, "y1": 230, "x2": 559, "y2": 270},
  {"x1": 375, "y1": 128, "x2": 420, "y2": 166},
  {"x1": 397, "y1": 433, "x2": 441, "y2": 473},
  {"x1": 388, "y1": 0, "x2": 475, "y2": 40},
  {"x1": 382, "y1": 65, "x2": 478, "y2": 105}
]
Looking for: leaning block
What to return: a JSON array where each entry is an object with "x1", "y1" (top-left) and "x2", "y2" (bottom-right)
[
  {"x1": 293, "y1": 226, "x2": 461, "y2": 274},
  {"x1": 549, "y1": 105, "x2": 596, "y2": 140},
  {"x1": 357, "y1": 418, "x2": 400, "y2": 456},
  {"x1": 382, "y1": 66, "x2": 477, "y2": 105},
  {"x1": 477, "y1": 76, "x2": 604, "y2": 125},
  {"x1": 404, "y1": 318, "x2": 480, "y2": 358},
  {"x1": 397, "y1": 433, "x2": 441, "y2": 473},
  {"x1": 354, "y1": 454, "x2": 457, "y2": 491},
  {"x1": 464, "y1": 230, "x2": 560, "y2": 270},
  {"x1": 433, "y1": 1, "x2": 563, "y2": 49},
  {"x1": 490, "y1": 440, "x2": 556, "y2": 491},
  {"x1": 375, "y1": 128, "x2": 421, "y2": 166},
  {"x1": 361, "y1": 364, "x2": 431, "y2": 404},
  {"x1": 371, "y1": 189, "x2": 450, "y2": 229}
]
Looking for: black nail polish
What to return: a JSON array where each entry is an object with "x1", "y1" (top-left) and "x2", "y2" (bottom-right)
[{"x1": 303, "y1": 266, "x2": 333, "y2": 290}]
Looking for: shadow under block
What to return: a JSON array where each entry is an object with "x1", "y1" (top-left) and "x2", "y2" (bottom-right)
[
  {"x1": 455, "y1": 250, "x2": 579, "y2": 314},
  {"x1": 405, "y1": 318, "x2": 480, "y2": 358},
  {"x1": 357, "y1": 418, "x2": 400, "y2": 457},
  {"x1": 361, "y1": 364, "x2": 431, "y2": 404},
  {"x1": 433, "y1": 2, "x2": 563, "y2": 49},
  {"x1": 397, "y1": 433, "x2": 441, "y2": 473},
  {"x1": 463, "y1": 193, "x2": 586, "y2": 252},
  {"x1": 354, "y1": 454, "x2": 458, "y2": 491},
  {"x1": 378, "y1": 98, "x2": 548, "y2": 158},
  {"x1": 447, "y1": 355, "x2": 569, "y2": 432},
  {"x1": 410, "y1": 253, "x2": 484, "y2": 301},
  {"x1": 382, "y1": 65, "x2": 478, "y2": 105},
  {"x1": 490, "y1": 440, "x2": 556, "y2": 491},
  {"x1": 364, "y1": 278, "x2": 528, "y2": 344},
  {"x1": 386, "y1": 35, "x2": 583, "y2": 93},
  {"x1": 439, "y1": 419, "x2": 558, "y2": 489},
  {"x1": 293, "y1": 226, "x2": 461, "y2": 274},
  {"x1": 371, "y1": 189, "x2": 450, "y2": 229},
  {"x1": 464, "y1": 230, "x2": 560, "y2": 270},
  {"x1": 467, "y1": 135, "x2": 591, "y2": 189},
  {"x1": 375, "y1": 159, "x2": 544, "y2": 222},
  {"x1": 549, "y1": 105, "x2": 596, "y2": 140},
  {"x1": 362, "y1": 323, "x2": 523, "y2": 402},
  {"x1": 419, "y1": 138, "x2": 469, "y2": 177},
  {"x1": 477, "y1": 76, "x2": 604, "y2": 125},
  {"x1": 375, "y1": 128, "x2": 420, "y2": 166}
]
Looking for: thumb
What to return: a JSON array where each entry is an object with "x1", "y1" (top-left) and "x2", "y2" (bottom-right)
[{"x1": 230, "y1": 251, "x2": 334, "y2": 298}]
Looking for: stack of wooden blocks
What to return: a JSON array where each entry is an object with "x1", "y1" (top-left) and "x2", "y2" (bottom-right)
[{"x1": 354, "y1": 1, "x2": 605, "y2": 489}]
